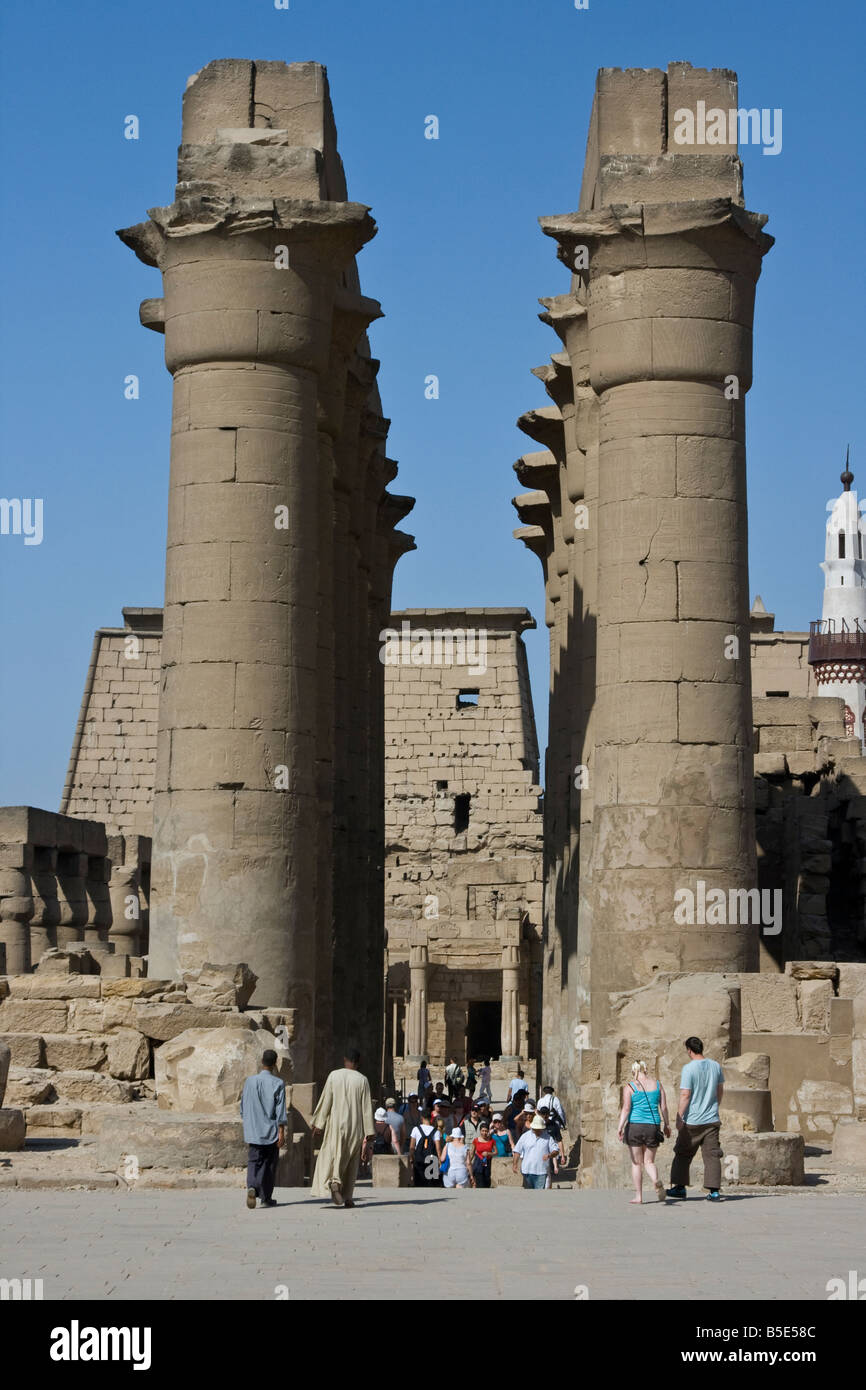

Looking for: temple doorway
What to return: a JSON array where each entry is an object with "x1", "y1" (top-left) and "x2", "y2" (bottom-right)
[{"x1": 466, "y1": 1000, "x2": 501, "y2": 1061}]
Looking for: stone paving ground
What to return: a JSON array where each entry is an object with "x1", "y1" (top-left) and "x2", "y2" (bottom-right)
[{"x1": 1, "y1": 1184, "x2": 864, "y2": 1301}]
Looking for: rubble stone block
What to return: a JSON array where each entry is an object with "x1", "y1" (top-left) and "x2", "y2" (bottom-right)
[
  {"x1": 155, "y1": 1026, "x2": 291, "y2": 1112},
  {"x1": 371, "y1": 1154, "x2": 409, "y2": 1187},
  {"x1": 25, "y1": 1104, "x2": 82, "y2": 1137},
  {"x1": 0, "y1": 1107, "x2": 25, "y2": 1150},
  {"x1": 720, "y1": 1087, "x2": 772, "y2": 1132},
  {"x1": 0, "y1": 1033, "x2": 44, "y2": 1068},
  {"x1": 0, "y1": 999, "x2": 68, "y2": 1034},
  {"x1": 740, "y1": 974, "x2": 799, "y2": 1033},
  {"x1": 831, "y1": 1118, "x2": 866, "y2": 1167},
  {"x1": 4, "y1": 1068, "x2": 55, "y2": 1106},
  {"x1": 798, "y1": 979, "x2": 833, "y2": 1033},
  {"x1": 51, "y1": 1070, "x2": 137, "y2": 1104},
  {"x1": 183, "y1": 962, "x2": 258, "y2": 1010},
  {"x1": 97, "y1": 1109, "x2": 247, "y2": 1170},
  {"x1": 132, "y1": 1002, "x2": 254, "y2": 1042},
  {"x1": 107, "y1": 1029, "x2": 150, "y2": 1081},
  {"x1": 719, "y1": 1131, "x2": 804, "y2": 1185},
  {"x1": 723, "y1": 1052, "x2": 770, "y2": 1090},
  {"x1": 42, "y1": 1033, "x2": 109, "y2": 1072},
  {"x1": 490, "y1": 1156, "x2": 523, "y2": 1187}
]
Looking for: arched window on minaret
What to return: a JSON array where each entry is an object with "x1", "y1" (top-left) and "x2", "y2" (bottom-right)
[{"x1": 839, "y1": 532, "x2": 846, "y2": 558}]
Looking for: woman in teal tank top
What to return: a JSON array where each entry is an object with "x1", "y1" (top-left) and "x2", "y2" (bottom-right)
[{"x1": 617, "y1": 1060, "x2": 671, "y2": 1204}]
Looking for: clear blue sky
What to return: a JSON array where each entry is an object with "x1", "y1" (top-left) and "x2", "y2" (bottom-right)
[{"x1": 1, "y1": 0, "x2": 863, "y2": 810}]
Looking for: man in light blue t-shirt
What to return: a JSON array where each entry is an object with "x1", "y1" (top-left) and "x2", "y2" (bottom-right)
[{"x1": 667, "y1": 1037, "x2": 725, "y2": 1202}]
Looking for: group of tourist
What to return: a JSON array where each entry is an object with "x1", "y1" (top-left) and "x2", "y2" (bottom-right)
[
  {"x1": 369, "y1": 1064, "x2": 568, "y2": 1190},
  {"x1": 239, "y1": 1035, "x2": 724, "y2": 1209}
]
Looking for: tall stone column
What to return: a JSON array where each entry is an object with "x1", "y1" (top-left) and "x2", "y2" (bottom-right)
[
  {"x1": 56, "y1": 851, "x2": 88, "y2": 951},
  {"x1": 118, "y1": 61, "x2": 376, "y2": 1083},
  {"x1": 406, "y1": 939, "x2": 429, "y2": 1062},
  {"x1": 30, "y1": 847, "x2": 59, "y2": 965},
  {"x1": 499, "y1": 942, "x2": 521, "y2": 1064},
  {"x1": 0, "y1": 844, "x2": 33, "y2": 974},
  {"x1": 542, "y1": 67, "x2": 772, "y2": 1037}
]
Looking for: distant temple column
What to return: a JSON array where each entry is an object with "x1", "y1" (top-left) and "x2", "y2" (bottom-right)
[
  {"x1": 406, "y1": 939, "x2": 429, "y2": 1062},
  {"x1": 499, "y1": 942, "x2": 521, "y2": 1063},
  {"x1": 0, "y1": 845, "x2": 33, "y2": 974}
]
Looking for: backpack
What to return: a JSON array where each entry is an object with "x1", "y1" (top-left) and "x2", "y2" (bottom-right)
[
  {"x1": 413, "y1": 1125, "x2": 439, "y2": 1173},
  {"x1": 372, "y1": 1127, "x2": 392, "y2": 1155}
]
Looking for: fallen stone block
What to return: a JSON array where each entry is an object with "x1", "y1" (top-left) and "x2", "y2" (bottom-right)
[
  {"x1": 98, "y1": 954, "x2": 131, "y2": 980},
  {"x1": 51, "y1": 1070, "x2": 137, "y2": 1104},
  {"x1": 720, "y1": 1087, "x2": 773, "y2": 1132},
  {"x1": 34, "y1": 948, "x2": 98, "y2": 975},
  {"x1": 720, "y1": 1130, "x2": 804, "y2": 1185},
  {"x1": 25, "y1": 1104, "x2": 82, "y2": 1137},
  {"x1": 155, "y1": 1026, "x2": 291, "y2": 1112},
  {"x1": 0, "y1": 1107, "x2": 26, "y2": 1150},
  {"x1": 102, "y1": 978, "x2": 176, "y2": 1000},
  {"x1": 107, "y1": 1028, "x2": 150, "y2": 1081},
  {"x1": 799, "y1": 978, "x2": 833, "y2": 1032},
  {"x1": 133, "y1": 1002, "x2": 254, "y2": 1043},
  {"x1": 42, "y1": 1033, "x2": 109, "y2": 1072},
  {"x1": 132, "y1": 1169, "x2": 242, "y2": 1189},
  {"x1": 0, "y1": 1033, "x2": 45, "y2": 1068},
  {"x1": 0, "y1": 999, "x2": 68, "y2": 1034},
  {"x1": 97, "y1": 1109, "x2": 247, "y2": 1170},
  {"x1": 275, "y1": 1132, "x2": 306, "y2": 1188},
  {"x1": 4, "y1": 1067, "x2": 56, "y2": 1106},
  {"x1": 490, "y1": 1156, "x2": 523, "y2": 1187},
  {"x1": 786, "y1": 961, "x2": 838, "y2": 982},
  {"x1": 183, "y1": 962, "x2": 257, "y2": 1010},
  {"x1": 67, "y1": 1000, "x2": 106, "y2": 1032},
  {"x1": 831, "y1": 1118, "x2": 866, "y2": 1167},
  {"x1": 371, "y1": 1154, "x2": 409, "y2": 1187},
  {"x1": 6, "y1": 975, "x2": 101, "y2": 1000},
  {"x1": 740, "y1": 974, "x2": 799, "y2": 1033},
  {"x1": 723, "y1": 1052, "x2": 770, "y2": 1090}
]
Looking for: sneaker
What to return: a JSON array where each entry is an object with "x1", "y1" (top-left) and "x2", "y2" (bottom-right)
[
  {"x1": 329, "y1": 1179, "x2": 344, "y2": 1207},
  {"x1": 261, "y1": 1198, "x2": 278, "y2": 1208},
  {"x1": 706, "y1": 1189, "x2": 722, "y2": 1202},
  {"x1": 344, "y1": 1199, "x2": 355, "y2": 1209},
  {"x1": 246, "y1": 1187, "x2": 257, "y2": 1210},
  {"x1": 666, "y1": 1185, "x2": 687, "y2": 1199}
]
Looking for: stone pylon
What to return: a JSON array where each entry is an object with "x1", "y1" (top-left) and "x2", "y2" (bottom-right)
[
  {"x1": 513, "y1": 64, "x2": 772, "y2": 1175},
  {"x1": 119, "y1": 60, "x2": 414, "y2": 1084}
]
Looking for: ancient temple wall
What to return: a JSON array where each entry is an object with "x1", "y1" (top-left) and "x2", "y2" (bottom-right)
[{"x1": 383, "y1": 609, "x2": 544, "y2": 1075}]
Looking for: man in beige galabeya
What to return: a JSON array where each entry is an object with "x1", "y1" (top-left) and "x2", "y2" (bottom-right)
[{"x1": 311, "y1": 1048, "x2": 376, "y2": 1208}]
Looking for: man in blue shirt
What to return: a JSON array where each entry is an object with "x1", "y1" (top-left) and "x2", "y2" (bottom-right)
[
  {"x1": 667, "y1": 1036, "x2": 725, "y2": 1202},
  {"x1": 240, "y1": 1048, "x2": 287, "y2": 1209}
]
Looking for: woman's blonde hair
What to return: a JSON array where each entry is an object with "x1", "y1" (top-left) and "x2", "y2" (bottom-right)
[{"x1": 630, "y1": 1060, "x2": 649, "y2": 1080}]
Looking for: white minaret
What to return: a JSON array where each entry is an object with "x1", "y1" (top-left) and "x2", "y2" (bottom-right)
[{"x1": 809, "y1": 452, "x2": 866, "y2": 749}]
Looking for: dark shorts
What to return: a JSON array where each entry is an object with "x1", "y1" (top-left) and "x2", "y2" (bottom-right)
[{"x1": 624, "y1": 1123, "x2": 660, "y2": 1148}]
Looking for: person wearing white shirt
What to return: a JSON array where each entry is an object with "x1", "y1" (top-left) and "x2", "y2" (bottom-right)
[
  {"x1": 507, "y1": 1070, "x2": 529, "y2": 1103},
  {"x1": 512, "y1": 1115, "x2": 558, "y2": 1189}
]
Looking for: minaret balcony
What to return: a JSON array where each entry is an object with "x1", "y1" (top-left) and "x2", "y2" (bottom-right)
[{"x1": 809, "y1": 619, "x2": 866, "y2": 664}]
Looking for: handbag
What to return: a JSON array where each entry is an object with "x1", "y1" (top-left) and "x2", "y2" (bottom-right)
[{"x1": 635, "y1": 1079, "x2": 665, "y2": 1146}]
